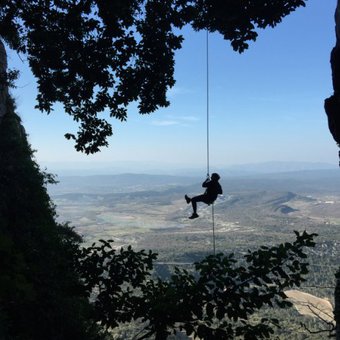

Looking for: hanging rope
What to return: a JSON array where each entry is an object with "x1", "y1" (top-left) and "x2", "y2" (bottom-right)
[
  {"x1": 206, "y1": 30, "x2": 210, "y2": 178},
  {"x1": 206, "y1": 30, "x2": 216, "y2": 255},
  {"x1": 212, "y1": 203, "x2": 216, "y2": 255}
]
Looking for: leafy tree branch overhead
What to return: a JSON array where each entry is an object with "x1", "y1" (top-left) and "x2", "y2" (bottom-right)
[{"x1": 0, "y1": 0, "x2": 306, "y2": 153}]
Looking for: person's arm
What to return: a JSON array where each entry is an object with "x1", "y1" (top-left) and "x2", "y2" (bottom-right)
[{"x1": 202, "y1": 178, "x2": 210, "y2": 188}]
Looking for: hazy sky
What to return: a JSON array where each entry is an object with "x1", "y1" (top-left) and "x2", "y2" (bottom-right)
[{"x1": 7, "y1": 0, "x2": 339, "y2": 172}]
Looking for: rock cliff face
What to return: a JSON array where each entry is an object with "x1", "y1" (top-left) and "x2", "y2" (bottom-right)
[
  {"x1": 0, "y1": 40, "x2": 8, "y2": 123},
  {"x1": 0, "y1": 95, "x2": 96, "y2": 340},
  {"x1": 327, "y1": 6, "x2": 340, "y2": 337},
  {"x1": 325, "y1": 1, "x2": 340, "y2": 147}
]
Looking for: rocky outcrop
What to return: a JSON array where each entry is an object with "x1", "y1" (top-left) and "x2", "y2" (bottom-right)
[{"x1": 325, "y1": 0, "x2": 340, "y2": 147}]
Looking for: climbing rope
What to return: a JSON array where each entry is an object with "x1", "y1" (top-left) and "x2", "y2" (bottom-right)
[
  {"x1": 206, "y1": 30, "x2": 216, "y2": 255},
  {"x1": 206, "y1": 30, "x2": 210, "y2": 178},
  {"x1": 212, "y1": 203, "x2": 216, "y2": 255}
]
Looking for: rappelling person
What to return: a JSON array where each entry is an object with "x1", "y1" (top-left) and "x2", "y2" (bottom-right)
[{"x1": 185, "y1": 173, "x2": 223, "y2": 219}]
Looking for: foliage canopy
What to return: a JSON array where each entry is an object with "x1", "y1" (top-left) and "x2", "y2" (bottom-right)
[
  {"x1": 78, "y1": 231, "x2": 316, "y2": 339},
  {"x1": 1, "y1": 0, "x2": 306, "y2": 153}
]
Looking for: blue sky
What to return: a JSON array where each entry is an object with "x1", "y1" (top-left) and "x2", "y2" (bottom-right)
[{"x1": 7, "y1": 0, "x2": 339, "y2": 173}]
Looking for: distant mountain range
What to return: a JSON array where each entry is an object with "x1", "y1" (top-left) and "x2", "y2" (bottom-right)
[
  {"x1": 43, "y1": 161, "x2": 336, "y2": 177},
  {"x1": 48, "y1": 167, "x2": 340, "y2": 196},
  {"x1": 224, "y1": 161, "x2": 336, "y2": 175}
]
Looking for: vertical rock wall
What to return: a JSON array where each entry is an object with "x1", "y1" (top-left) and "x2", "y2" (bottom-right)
[
  {"x1": 325, "y1": 3, "x2": 340, "y2": 338},
  {"x1": 325, "y1": 0, "x2": 340, "y2": 148}
]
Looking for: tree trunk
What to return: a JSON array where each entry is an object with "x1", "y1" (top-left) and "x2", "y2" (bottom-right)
[{"x1": 325, "y1": 0, "x2": 340, "y2": 148}]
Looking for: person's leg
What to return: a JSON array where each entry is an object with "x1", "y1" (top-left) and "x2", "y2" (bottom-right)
[
  {"x1": 191, "y1": 196, "x2": 200, "y2": 214},
  {"x1": 189, "y1": 194, "x2": 207, "y2": 218},
  {"x1": 192, "y1": 194, "x2": 210, "y2": 210}
]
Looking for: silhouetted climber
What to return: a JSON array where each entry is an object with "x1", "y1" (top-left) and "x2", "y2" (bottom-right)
[{"x1": 185, "y1": 173, "x2": 223, "y2": 219}]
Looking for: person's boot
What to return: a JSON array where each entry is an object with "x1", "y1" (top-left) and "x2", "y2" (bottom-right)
[
  {"x1": 189, "y1": 213, "x2": 199, "y2": 219},
  {"x1": 185, "y1": 195, "x2": 191, "y2": 204}
]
